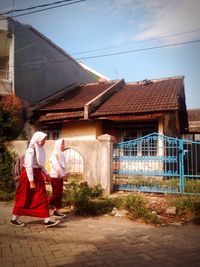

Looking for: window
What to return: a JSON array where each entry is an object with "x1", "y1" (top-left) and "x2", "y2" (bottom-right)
[
  {"x1": 41, "y1": 128, "x2": 60, "y2": 140},
  {"x1": 122, "y1": 131, "x2": 137, "y2": 156},
  {"x1": 141, "y1": 130, "x2": 157, "y2": 156},
  {"x1": 118, "y1": 126, "x2": 157, "y2": 157},
  {"x1": 52, "y1": 131, "x2": 59, "y2": 140}
]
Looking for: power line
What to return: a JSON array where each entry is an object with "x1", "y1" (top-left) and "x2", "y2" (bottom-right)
[
  {"x1": 75, "y1": 39, "x2": 200, "y2": 60},
  {"x1": 0, "y1": 0, "x2": 86, "y2": 19},
  {"x1": 8, "y1": 38, "x2": 200, "y2": 68},
  {"x1": 71, "y1": 28, "x2": 200, "y2": 56},
  {"x1": 0, "y1": 0, "x2": 79, "y2": 15}
]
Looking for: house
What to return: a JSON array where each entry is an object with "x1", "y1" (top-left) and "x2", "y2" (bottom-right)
[
  {"x1": 32, "y1": 76, "x2": 188, "y2": 142},
  {"x1": 0, "y1": 16, "x2": 96, "y2": 104},
  {"x1": 0, "y1": 16, "x2": 188, "y2": 142},
  {"x1": 184, "y1": 109, "x2": 200, "y2": 141}
]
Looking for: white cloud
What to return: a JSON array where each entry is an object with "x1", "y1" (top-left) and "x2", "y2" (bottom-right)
[
  {"x1": 134, "y1": 0, "x2": 200, "y2": 44},
  {"x1": 114, "y1": 0, "x2": 134, "y2": 10}
]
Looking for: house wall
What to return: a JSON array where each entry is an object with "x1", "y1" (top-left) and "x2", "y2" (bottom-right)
[
  {"x1": 60, "y1": 118, "x2": 163, "y2": 142},
  {"x1": 163, "y1": 112, "x2": 179, "y2": 137},
  {"x1": 61, "y1": 121, "x2": 103, "y2": 140},
  {"x1": 10, "y1": 20, "x2": 96, "y2": 105}
]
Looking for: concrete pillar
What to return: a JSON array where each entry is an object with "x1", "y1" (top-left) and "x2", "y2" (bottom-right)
[{"x1": 98, "y1": 134, "x2": 114, "y2": 194}]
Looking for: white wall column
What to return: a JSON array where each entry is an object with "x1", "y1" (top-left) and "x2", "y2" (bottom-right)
[{"x1": 98, "y1": 134, "x2": 114, "y2": 194}]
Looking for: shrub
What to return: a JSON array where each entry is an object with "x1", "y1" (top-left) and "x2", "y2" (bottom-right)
[
  {"x1": 63, "y1": 181, "x2": 81, "y2": 207},
  {"x1": 0, "y1": 190, "x2": 15, "y2": 201},
  {"x1": 63, "y1": 182, "x2": 113, "y2": 215},
  {"x1": 170, "y1": 195, "x2": 200, "y2": 224},
  {"x1": 63, "y1": 183, "x2": 160, "y2": 223},
  {"x1": 0, "y1": 94, "x2": 25, "y2": 194},
  {"x1": 0, "y1": 149, "x2": 16, "y2": 193}
]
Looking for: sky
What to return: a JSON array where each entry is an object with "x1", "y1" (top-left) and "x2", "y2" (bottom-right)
[{"x1": 0, "y1": 0, "x2": 200, "y2": 109}]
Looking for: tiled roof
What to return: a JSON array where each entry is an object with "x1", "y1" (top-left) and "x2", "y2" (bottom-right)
[
  {"x1": 38, "y1": 111, "x2": 83, "y2": 122},
  {"x1": 91, "y1": 77, "x2": 184, "y2": 117},
  {"x1": 40, "y1": 81, "x2": 116, "y2": 111},
  {"x1": 187, "y1": 109, "x2": 200, "y2": 121},
  {"x1": 187, "y1": 109, "x2": 200, "y2": 133},
  {"x1": 37, "y1": 76, "x2": 186, "y2": 124}
]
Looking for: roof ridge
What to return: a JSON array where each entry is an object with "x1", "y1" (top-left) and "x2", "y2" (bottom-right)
[
  {"x1": 127, "y1": 75, "x2": 184, "y2": 85},
  {"x1": 80, "y1": 80, "x2": 120, "y2": 86}
]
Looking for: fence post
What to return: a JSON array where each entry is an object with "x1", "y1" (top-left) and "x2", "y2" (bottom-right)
[
  {"x1": 179, "y1": 139, "x2": 184, "y2": 193},
  {"x1": 98, "y1": 134, "x2": 114, "y2": 194}
]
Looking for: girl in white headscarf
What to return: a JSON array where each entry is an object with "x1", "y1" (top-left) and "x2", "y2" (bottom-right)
[
  {"x1": 48, "y1": 139, "x2": 67, "y2": 218},
  {"x1": 11, "y1": 131, "x2": 60, "y2": 228}
]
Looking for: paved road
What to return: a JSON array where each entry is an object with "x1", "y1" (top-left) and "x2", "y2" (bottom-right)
[{"x1": 0, "y1": 201, "x2": 200, "y2": 267}]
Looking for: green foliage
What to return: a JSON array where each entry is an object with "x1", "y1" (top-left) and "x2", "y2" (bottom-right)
[
  {"x1": 0, "y1": 149, "x2": 16, "y2": 192},
  {"x1": 63, "y1": 182, "x2": 113, "y2": 215},
  {"x1": 109, "y1": 194, "x2": 160, "y2": 224},
  {"x1": 0, "y1": 94, "x2": 24, "y2": 194},
  {"x1": 63, "y1": 182, "x2": 200, "y2": 225},
  {"x1": 184, "y1": 180, "x2": 200, "y2": 193},
  {"x1": 0, "y1": 95, "x2": 22, "y2": 143},
  {"x1": 63, "y1": 183, "x2": 160, "y2": 223},
  {"x1": 63, "y1": 182, "x2": 103, "y2": 206},
  {"x1": 192, "y1": 202, "x2": 200, "y2": 224},
  {"x1": 63, "y1": 181, "x2": 80, "y2": 207},
  {"x1": 170, "y1": 195, "x2": 200, "y2": 224},
  {"x1": 90, "y1": 184, "x2": 103, "y2": 198},
  {"x1": 85, "y1": 198, "x2": 115, "y2": 215},
  {"x1": 0, "y1": 190, "x2": 15, "y2": 201}
]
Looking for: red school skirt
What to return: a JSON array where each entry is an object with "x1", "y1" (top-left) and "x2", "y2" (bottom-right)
[
  {"x1": 12, "y1": 168, "x2": 50, "y2": 218},
  {"x1": 48, "y1": 177, "x2": 64, "y2": 209}
]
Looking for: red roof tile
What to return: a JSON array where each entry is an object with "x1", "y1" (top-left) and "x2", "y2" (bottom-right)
[
  {"x1": 187, "y1": 109, "x2": 200, "y2": 133},
  {"x1": 187, "y1": 109, "x2": 200, "y2": 121},
  {"x1": 91, "y1": 77, "x2": 184, "y2": 117},
  {"x1": 39, "y1": 111, "x2": 83, "y2": 122},
  {"x1": 40, "y1": 81, "x2": 116, "y2": 111}
]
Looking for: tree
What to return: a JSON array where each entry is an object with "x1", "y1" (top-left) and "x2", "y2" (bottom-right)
[{"x1": 0, "y1": 93, "x2": 24, "y2": 192}]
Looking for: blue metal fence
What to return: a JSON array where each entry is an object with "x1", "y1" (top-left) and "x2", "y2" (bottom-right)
[{"x1": 113, "y1": 133, "x2": 200, "y2": 194}]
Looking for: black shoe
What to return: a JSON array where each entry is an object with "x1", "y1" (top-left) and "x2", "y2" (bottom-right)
[
  {"x1": 53, "y1": 211, "x2": 66, "y2": 218},
  {"x1": 44, "y1": 220, "x2": 60, "y2": 228},
  {"x1": 10, "y1": 219, "x2": 26, "y2": 227}
]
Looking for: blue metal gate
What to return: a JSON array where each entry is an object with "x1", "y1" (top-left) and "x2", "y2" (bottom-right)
[{"x1": 113, "y1": 133, "x2": 200, "y2": 194}]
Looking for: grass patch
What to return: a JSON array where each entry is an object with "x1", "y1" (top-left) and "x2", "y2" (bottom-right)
[
  {"x1": 114, "y1": 175, "x2": 200, "y2": 193},
  {"x1": 170, "y1": 195, "x2": 200, "y2": 224},
  {"x1": 108, "y1": 194, "x2": 160, "y2": 224}
]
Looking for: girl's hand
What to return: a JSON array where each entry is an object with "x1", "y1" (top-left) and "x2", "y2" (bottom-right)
[
  {"x1": 30, "y1": 181, "x2": 36, "y2": 190},
  {"x1": 62, "y1": 175, "x2": 68, "y2": 182},
  {"x1": 45, "y1": 175, "x2": 50, "y2": 184}
]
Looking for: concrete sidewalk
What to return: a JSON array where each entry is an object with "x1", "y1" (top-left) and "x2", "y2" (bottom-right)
[{"x1": 0, "y1": 201, "x2": 200, "y2": 267}]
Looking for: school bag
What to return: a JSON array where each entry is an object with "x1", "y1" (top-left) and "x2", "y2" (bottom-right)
[{"x1": 13, "y1": 154, "x2": 25, "y2": 187}]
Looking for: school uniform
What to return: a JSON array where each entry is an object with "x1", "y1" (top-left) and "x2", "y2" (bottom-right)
[
  {"x1": 11, "y1": 131, "x2": 60, "y2": 228},
  {"x1": 12, "y1": 147, "x2": 50, "y2": 218},
  {"x1": 48, "y1": 139, "x2": 66, "y2": 210}
]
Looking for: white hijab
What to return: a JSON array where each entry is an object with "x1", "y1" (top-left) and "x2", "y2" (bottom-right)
[
  {"x1": 29, "y1": 131, "x2": 47, "y2": 166},
  {"x1": 50, "y1": 139, "x2": 66, "y2": 169}
]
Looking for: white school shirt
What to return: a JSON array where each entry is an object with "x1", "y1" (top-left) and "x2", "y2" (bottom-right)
[
  {"x1": 49, "y1": 154, "x2": 66, "y2": 178},
  {"x1": 24, "y1": 147, "x2": 48, "y2": 182}
]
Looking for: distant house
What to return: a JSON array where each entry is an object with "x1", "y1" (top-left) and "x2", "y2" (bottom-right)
[
  {"x1": 185, "y1": 109, "x2": 200, "y2": 141},
  {"x1": 32, "y1": 76, "x2": 188, "y2": 141},
  {"x1": 0, "y1": 16, "x2": 96, "y2": 105},
  {"x1": 78, "y1": 62, "x2": 110, "y2": 82}
]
